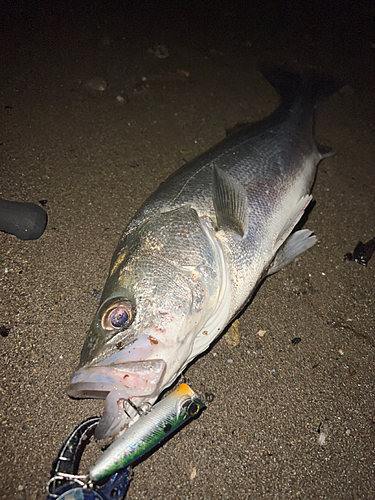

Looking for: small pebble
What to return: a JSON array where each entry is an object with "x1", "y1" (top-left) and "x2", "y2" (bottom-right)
[
  {"x1": 291, "y1": 337, "x2": 301, "y2": 345},
  {"x1": 177, "y1": 68, "x2": 190, "y2": 77},
  {"x1": 190, "y1": 467, "x2": 197, "y2": 480},
  {"x1": 205, "y1": 392, "x2": 215, "y2": 402},
  {"x1": 0, "y1": 326, "x2": 10, "y2": 337},
  {"x1": 92, "y1": 290, "x2": 101, "y2": 300},
  {"x1": 86, "y1": 77, "x2": 107, "y2": 91},
  {"x1": 148, "y1": 44, "x2": 169, "y2": 58},
  {"x1": 227, "y1": 359, "x2": 233, "y2": 363}
]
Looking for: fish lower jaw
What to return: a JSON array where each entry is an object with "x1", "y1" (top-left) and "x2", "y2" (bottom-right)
[
  {"x1": 67, "y1": 380, "x2": 116, "y2": 399},
  {"x1": 67, "y1": 358, "x2": 167, "y2": 399}
]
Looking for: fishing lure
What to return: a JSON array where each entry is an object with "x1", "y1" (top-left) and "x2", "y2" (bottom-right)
[
  {"x1": 46, "y1": 383, "x2": 205, "y2": 499},
  {"x1": 89, "y1": 383, "x2": 205, "y2": 482}
]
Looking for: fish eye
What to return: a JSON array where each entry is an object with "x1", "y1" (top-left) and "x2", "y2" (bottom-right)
[
  {"x1": 187, "y1": 401, "x2": 200, "y2": 416},
  {"x1": 101, "y1": 301, "x2": 133, "y2": 330}
]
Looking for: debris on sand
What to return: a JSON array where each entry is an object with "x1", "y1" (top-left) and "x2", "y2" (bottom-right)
[
  {"x1": 291, "y1": 337, "x2": 301, "y2": 346},
  {"x1": 318, "y1": 422, "x2": 329, "y2": 446},
  {"x1": 225, "y1": 319, "x2": 241, "y2": 348},
  {"x1": 148, "y1": 44, "x2": 169, "y2": 58},
  {"x1": 256, "y1": 329, "x2": 266, "y2": 343},
  {"x1": 85, "y1": 77, "x2": 107, "y2": 91},
  {"x1": 344, "y1": 237, "x2": 375, "y2": 266}
]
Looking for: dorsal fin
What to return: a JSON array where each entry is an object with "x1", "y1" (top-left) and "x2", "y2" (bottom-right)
[{"x1": 212, "y1": 165, "x2": 249, "y2": 237}]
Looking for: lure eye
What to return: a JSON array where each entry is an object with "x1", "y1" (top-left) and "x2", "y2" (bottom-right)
[
  {"x1": 188, "y1": 401, "x2": 200, "y2": 416},
  {"x1": 101, "y1": 301, "x2": 133, "y2": 330}
]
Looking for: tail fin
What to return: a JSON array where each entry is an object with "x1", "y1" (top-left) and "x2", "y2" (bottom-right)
[{"x1": 258, "y1": 63, "x2": 342, "y2": 108}]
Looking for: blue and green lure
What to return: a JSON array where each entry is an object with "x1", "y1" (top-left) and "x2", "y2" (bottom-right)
[{"x1": 89, "y1": 383, "x2": 205, "y2": 482}]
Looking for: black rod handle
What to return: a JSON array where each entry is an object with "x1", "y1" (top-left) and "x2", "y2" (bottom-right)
[{"x1": 0, "y1": 198, "x2": 47, "y2": 240}]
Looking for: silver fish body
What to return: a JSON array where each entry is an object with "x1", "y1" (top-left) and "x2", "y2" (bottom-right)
[{"x1": 67, "y1": 68, "x2": 339, "y2": 439}]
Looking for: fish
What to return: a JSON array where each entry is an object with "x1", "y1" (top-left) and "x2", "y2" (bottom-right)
[
  {"x1": 67, "y1": 67, "x2": 340, "y2": 440},
  {"x1": 88, "y1": 383, "x2": 205, "y2": 482}
]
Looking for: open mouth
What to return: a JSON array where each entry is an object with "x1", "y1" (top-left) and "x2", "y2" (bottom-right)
[{"x1": 67, "y1": 359, "x2": 166, "y2": 400}]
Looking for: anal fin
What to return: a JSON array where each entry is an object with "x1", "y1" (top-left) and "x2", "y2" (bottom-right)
[{"x1": 268, "y1": 229, "x2": 317, "y2": 275}]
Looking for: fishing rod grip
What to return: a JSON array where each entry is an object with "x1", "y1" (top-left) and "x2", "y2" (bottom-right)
[{"x1": 0, "y1": 197, "x2": 47, "y2": 240}]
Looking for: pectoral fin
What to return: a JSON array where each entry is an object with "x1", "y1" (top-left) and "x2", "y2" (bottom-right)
[
  {"x1": 212, "y1": 165, "x2": 249, "y2": 237},
  {"x1": 268, "y1": 229, "x2": 317, "y2": 275}
]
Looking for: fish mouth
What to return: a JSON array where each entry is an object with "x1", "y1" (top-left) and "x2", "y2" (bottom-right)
[
  {"x1": 67, "y1": 359, "x2": 166, "y2": 400},
  {"x1": 67, "y1": 359, "x2": 167, "y2": 439}
]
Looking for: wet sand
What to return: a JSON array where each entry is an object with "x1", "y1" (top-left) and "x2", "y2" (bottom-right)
[{"x1": 1, "y1": 1, "x2": 374, "y2": 498}]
